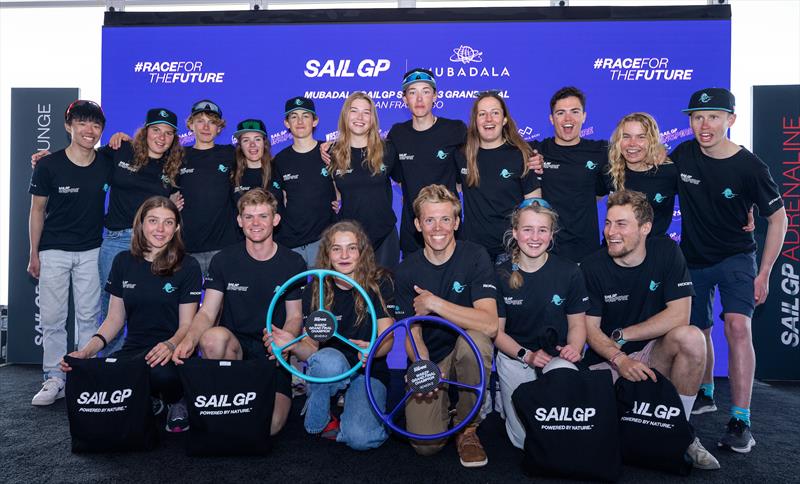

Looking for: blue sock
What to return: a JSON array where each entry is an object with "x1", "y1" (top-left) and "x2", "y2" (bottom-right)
[
  {"x1": 700, "y1": 383, "x2": 714, "y2": 398},
  {"x1": 731, "y1": 406, "x2": 751, "y2": 426}
]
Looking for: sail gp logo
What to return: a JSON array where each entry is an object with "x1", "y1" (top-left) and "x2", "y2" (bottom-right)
[{"x1": 450, "y1": 45, "x2": 483, "y2": 64}]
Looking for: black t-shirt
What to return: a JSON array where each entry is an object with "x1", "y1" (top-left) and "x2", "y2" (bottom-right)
[
  {"x1": 670, "y1": 140, "x2": 784, "y2": 267},
  {"x1": 387, "y1": 118, "x2": 466, "y2": 253},
  {"x1": 103, "y1": 141, "x2": 172, "y2": 231},
  {"x1": 232, "y1": 167, "x2": 286, "y2": 216},
  {"x1": 272, "y1": 143, "x2": 337, "y2": 248},
  {"x1": 333, "y1": 145, "x2": 397, "y2": 247},
  {"x1": 29, "y1": 149, "x2": 112, "y2": 251},
  {"x1": 581, "y1": 237, "x2": 695, "y2": 365},
  {"x1": 617, "y1": 163, "x2": 679, "y2": 238},
  {"x1": 394, "y1": 241, "x2": 497, "y2": 363},
  {"x1": 205, "y1": 242, "x2": 306, "y2": 344},
  {"x1": 495, "y1": 256, "x2": 589, "y2": 350},
  {"x1": 301, "y1": 278, "x2": 394, "y2": 384},
  {"x1": 532, "y1": 138, "x2": 609, "y2": 263},
  {"x1": 106, "y1": 251, "x2": 202, "y2": 352},
  {"x1": 456, "y1": 143, "x2": 540, "y2": 259},
  {"x1": 179, "y1": 145, "x2": 241, "y2": 253}
]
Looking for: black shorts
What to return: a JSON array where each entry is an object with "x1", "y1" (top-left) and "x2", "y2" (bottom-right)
[{"x1": 237, "y1": 335, "x2": 292, "y2": 398}]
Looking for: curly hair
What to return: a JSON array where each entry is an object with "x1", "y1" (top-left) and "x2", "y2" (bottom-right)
[{"x1": 607, "y1": 112, "x2": 666, "y2": 191}]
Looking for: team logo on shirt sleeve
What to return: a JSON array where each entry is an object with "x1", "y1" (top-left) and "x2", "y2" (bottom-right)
[{"x1": 162, "y1": 283, "x2": 177, "y2": 293}]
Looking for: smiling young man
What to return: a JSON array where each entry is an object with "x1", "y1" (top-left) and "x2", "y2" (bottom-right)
[
  {"x1": 29, "y1": 100, "x2": 112, "y2": 405},
  {"x1": 272, "y1": 96, "x2": 337, "y2": 267},
  {"x1": 173, "y1": 188, "x2": 305, "y2": 435},
  {"x1": 386, "y1": 69, "x2": 467, "y2": 255},
  {"x1": 581, "y1": 190, "x2": 720, "y2": 470},
  {"x1": 668, "y1": 88, "x2": 787, "y2": 453},
  {"x1": 393, "y1": 184, "x2": 497, "y2": 467},
  {"x1": 531, "y1": 86, "x2": 609, "y2": 263}
]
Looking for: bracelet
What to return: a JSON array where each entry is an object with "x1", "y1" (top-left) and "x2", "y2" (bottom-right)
[
  {"x1": 609, "y1": 350, "x2": 626, "y2": 369},
  {"x1": 92, "y1": 333, "x2": 107, "y2": 350},
  {"x1": 162, "y1": 340, "x2": 176, "y2": 352}
]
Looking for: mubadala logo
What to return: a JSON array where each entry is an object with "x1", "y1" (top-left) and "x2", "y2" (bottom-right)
[
  {"x1": 122, "y1": 280, "x2": 136, "y2": 290},
  {"x1": 226, "y1": 283, "x2": 248, "y2": 292},
  {"x1": 77, "y1": 389, "x2": 133, "y2": 405},
  {"x1": 429, "y1": 45, "x2": 510, "y2": 79},
  {"x1": 504, "y1": 296, "x2": 523, "y2": 306},
  {"x1": 680, "y1": 173, "x2": 700, "y2": 185},
  {"x1": 534, "y1": 407, "x2": 596, "y2": 422},
  {"x1": 304, "y1": 59, "x2": 391, "y2": 78},
  {"x1": 58, "y1": 186, "x2": 79, "y2": 194},
  {"x1": 194, "y1": 392, "x2": 256, "y2": 408},
  {"x1": 604, "y1": 293, "x2": 629, "y2": 303},
  {"x1": 399, "y1": 153, "x2": 414, "y2": 161},
  {"x1": 450, "y1": 45, "x2": 483, "y2": 64}
]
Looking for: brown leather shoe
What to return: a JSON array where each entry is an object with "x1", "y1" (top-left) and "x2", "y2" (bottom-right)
[{"x1": 455, "y1": 427, "x2": 488, "y2": 467}]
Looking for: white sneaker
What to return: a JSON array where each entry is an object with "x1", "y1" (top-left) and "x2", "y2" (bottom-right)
[
  {"x1": 687, "y1": 436, "x2": 721, "y2": 470},
  {"x1": 31, "y1": 377, "x2": 65, "y2": 406}
]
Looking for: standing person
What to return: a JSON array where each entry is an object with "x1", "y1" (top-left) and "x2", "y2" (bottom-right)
[
  {"x1": 606, "y1": 112, "x2": 678, "y2": 237},
  {"x1": 175, "y1": 100, "x2": 241, "y2": 275},
  {"x1": 173, "y1": 188, "x2": 305, "y2": 436},
  {"x1": 61, "y1": 196, "x2": 202, "y2": 433},
  {"x1": 581, "y1": 190, "x2": 720, "y2": 470},
  {"x1": 494, "y1": 199, "x2": 588, "y2": 449},
  {"x1": 231, "y1": 118, "x2": 284, "y2": 214},
  {"x1": 456, "y1": 91, "x2": 541, "y2": 261},
  {"x1": 29, "y1": 100, "x2": 111, "y2": 406},
  {"x1": 329, "y1": 92, "x2": 399, "y2": 268},
  {"x1": 670, "y1": 88, "x2": 786, "y2": 453},
  {"x1": 531, "y1": 86, "x2": 609, "y2": 263},
  {"x1": 273, "y1": 96, "x2": 337, "y2": 267},
  {"x1": 106, "y1": 100, "x2": 240, "y2": 276},
  {"x1": 394, "y1": 185, "x2": 497, "y2": 468},
  {"x1": 386, "y1": 68, "x2": 467, "y2": 255},
  {"x1": 268, "y1": 221, "x2": 395, "y2": 450}
]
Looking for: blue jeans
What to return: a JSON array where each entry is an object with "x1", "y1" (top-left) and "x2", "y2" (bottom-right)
[
  {"x1": 305, "y1": 348, "x2": 388, "y2": 450},
  {"x1": 98, "y1": 229, "x2": 132, "y2": 355}
]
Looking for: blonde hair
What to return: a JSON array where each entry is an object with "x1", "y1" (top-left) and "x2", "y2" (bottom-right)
[
  {"x1": 412, "y1": 184, "x2": 461, "y2": 219},
  {"x1": 330, "y1": 92, "x2": 384, "y2": 177},
  {"x1": 503, "y1": 203, "x2": 559, "y2": 290},
  {"x1": 607, "y1": 112, "x2": 666, "y2": 191}
]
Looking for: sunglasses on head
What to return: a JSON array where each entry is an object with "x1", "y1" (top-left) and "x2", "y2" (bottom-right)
[{"x1": 518, "y1": 197, "x2": 553, "y2": 210}]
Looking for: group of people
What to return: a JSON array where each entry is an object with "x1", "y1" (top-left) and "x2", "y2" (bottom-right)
[{"x1": 27, "y1": 68, "x2": 785, "y2": 471}]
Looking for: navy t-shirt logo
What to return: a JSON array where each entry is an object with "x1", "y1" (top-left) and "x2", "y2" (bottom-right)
[
  {"x1": 217, "y1": 164, "x2": 229, "y2": 173},
  {"x1": 452, "y1": 281, "x2": 466, "y2": 293},
  {"x1": 649, "y1": 280, "x2": 661, "y2": 291},
  {"x1": 585, "y1": 160, "x2": 598, "y2": 170},
  {"x1": 163, "y1": 283, "x2": 177, "y2": 294},
  {"x1": 436, "y1": 150, "x2": 448, "y2": 160},
  {"x1": 551, "y1": 294, "x2": 565, "y2": 306},
  {"x1": 653, "y1": 193, "x2": 666, "y2": 203},
  {"x1": 500, "y1": 169, "x2": 513, "y2": 179},
  {"x1": 722, "y1": 188, "x2": 737, "y2": 199}
]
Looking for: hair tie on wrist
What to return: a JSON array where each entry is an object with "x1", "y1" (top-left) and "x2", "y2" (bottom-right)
[
  {"x1": 162, "y1": 340, "x2": 176, "y2": 352},
  {"x1": 92, "y1": 333, "x2": 108, "y2": 350}
]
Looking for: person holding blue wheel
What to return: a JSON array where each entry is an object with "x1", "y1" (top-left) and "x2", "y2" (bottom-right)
[
  {"x1": 268, "y1": 220, "x2": 395, "y2": 450},
  {"x1": 393, "y1": 184, "x2": 497, "y2": 468},
  {"x1": 173, "y1": 188, "x2": 305, "y2": 436},
  {"x1": 456, "y1": 91, "x2": 541, "y2": 262},
  {"x1": 494, "y1": 198, "x2": 588, "y2": 449}
]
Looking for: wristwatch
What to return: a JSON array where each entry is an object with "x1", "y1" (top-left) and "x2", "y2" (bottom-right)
[
  {"x1": 611, "y1": 328, "x2": 627, "y2": 346},
  {"x1": 516, "y1": 347, "x2": 531, "y2": 366}
]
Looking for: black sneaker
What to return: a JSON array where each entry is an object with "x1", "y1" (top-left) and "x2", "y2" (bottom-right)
[
  {"x1": 718, "y1": 417, "x2": 756, "y2": 453},
  {"x1": 166, "y1": 399, "x2": 190, "y2": 433},
  {"x1": 692, "y1": 392, "x2": 717, "y2": 415}
]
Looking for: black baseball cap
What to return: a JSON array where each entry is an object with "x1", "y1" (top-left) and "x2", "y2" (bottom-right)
[
  {"x1": 191, "y1": 99, "x2": 222, "y2": 117},
  {"x1": 284, "y1": 96, "x2": 315, "y2": 116},
  {"x1": 234, "y1": 118, "x2": 268, "y2": 139},
  {"x1": 145, "y1": 108, "x2": 178, "y2": 129},
  {"x1": 682, "y1": 88, "x2": 735, "y2": 114},
  {"x1": 402, "y1": 68, "x2": 437, "y2": 92}
]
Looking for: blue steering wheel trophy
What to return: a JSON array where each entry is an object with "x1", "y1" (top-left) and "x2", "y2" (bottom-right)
[
  {"x1": 364, "y1": 315, "x2": 486, "y2": 440},
  {"x1": 266, "y1": 269, "x2": 377, "y2": 383}
]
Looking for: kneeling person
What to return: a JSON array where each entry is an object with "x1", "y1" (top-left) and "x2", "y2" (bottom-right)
[
  {"x1": 173, "y1": 188, "x2": 306, "y2": 436},
  {"x1": 394, "y1": 184, "x2": 498, "y2": 467},
  {"x1": 582, "y1": 190, "x2": 719, "y2": 470},
  {"x1": 269, "y1": 221, "x2": 395, "y2": 450}
]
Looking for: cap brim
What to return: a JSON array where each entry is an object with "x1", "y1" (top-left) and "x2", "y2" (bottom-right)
[
  {"x1": 284, "y1": 107, "x2": 315, "y2": 116},
  {"x1": 145, "y1": 120, "x2": 178, "y2": 129},
  {"x1": 234, "y1": 129, "x2": 267, "y2": 138},
  {"x1": 682, "y1": 107, "x2": 734, "y2": 114}
]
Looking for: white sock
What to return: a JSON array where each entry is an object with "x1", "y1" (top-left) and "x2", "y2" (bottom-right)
[{"x1": 680, "y1": 394, "x2": 696, "y2": 421}]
